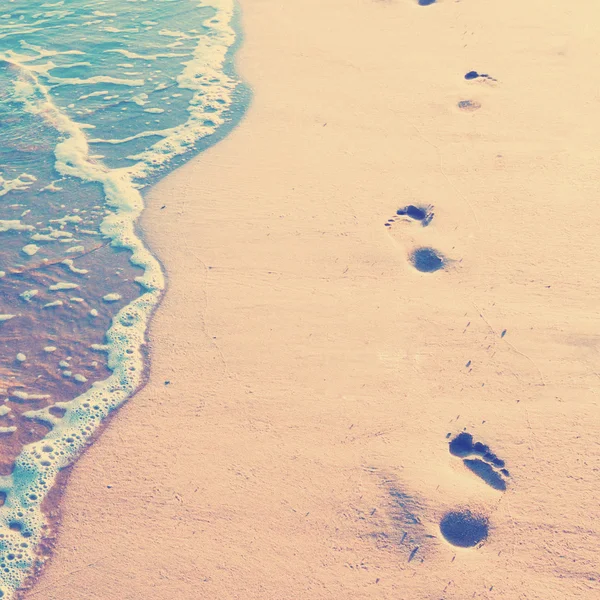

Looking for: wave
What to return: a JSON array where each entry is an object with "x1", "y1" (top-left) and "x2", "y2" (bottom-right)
[{"x1": 0, "y1": 0, "x2": 247, "y2": 596}]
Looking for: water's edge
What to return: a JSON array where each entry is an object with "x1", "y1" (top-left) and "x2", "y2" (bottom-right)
[{"x1": 0, "y1": 2, "x2": 251, "y2": 597}]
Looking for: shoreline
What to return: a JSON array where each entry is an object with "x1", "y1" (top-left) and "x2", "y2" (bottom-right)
[
  {"x1": 26, "y1": 1, "x2": 600, "y2": 599},
  {"x1": 6, "y1": 3, "x2": 250, "y2": 595}
]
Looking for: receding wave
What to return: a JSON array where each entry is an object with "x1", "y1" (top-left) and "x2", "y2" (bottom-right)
[{"x1": 0, "y1": 0, "x2": 247, "y2": 596}]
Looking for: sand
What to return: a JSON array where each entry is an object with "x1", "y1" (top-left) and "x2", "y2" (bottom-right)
[{"x1": 26, "y1": 0, "x2": 600, "y2": 598}]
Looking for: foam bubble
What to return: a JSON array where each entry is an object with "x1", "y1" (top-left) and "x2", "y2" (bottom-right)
[
  {"x1": 48, "y1": 282, "x2": 79, "y2": 291},
  {"x1": 90, "y1": 344, "x2": 108, "y2": 352},
  {"x1": 158, "y1": 29, "x2": 193, "y2": 39},
  {"x1": 39, "y1": 181, "x2": 63, "y2": 192},
  {"x1": 31, "y1": 230, "x2": 73, "y2": 241},
  {"x1": 19, "y1": 290, "x2": 38, "y2": 302},
  {"x1": 89, "y1": 129, "x2": 169, "y2": 146},
  {"x1": 10, "y1": 391, "x2": 49, "y2": 401},
  {"x1": 50, "y1": 215, "x2": 82, "y2": 225},
  {"x1": 0, "y1": 173, "x2": 37, "y2": 197},
  {"x1": 61, "y1": 259, "x2": 89, "y2": 275},
  {"x1": 42, "y1": 300, "x2": 63, "y2": 308},
  {"x1": 102, "y1": 293, "x2": 122, "y2": 302},
  {"x1": 105, "y1": 49, "x2": 187, "y2": 61},
  {"x1": 78, "y1": 90, "x2": 109, "y2": 101},
  {"x1": 0, "y1": 221, "x2": 34, "y2": 233},
  {"x1": 21, "y1": 244, "x2": 39, "y2": 256},
  {"x1": 46, "y1": 74, "x2": 145, "y2": 87}
]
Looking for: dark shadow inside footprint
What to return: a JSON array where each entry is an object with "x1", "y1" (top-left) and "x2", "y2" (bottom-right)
[
  {"x1": 396, "y1": 205, "x2": 433, "y2": 226},
  {"x1": 464, "y1": 71, "x2": 497, "y2": 82},
  {"x1": 448, "y1": 432, "x2": 509, "y2": 490},
  {"x1": 449, "y1": 432, "x2": 474, "y2": 457},
  {"x1": 397, "y1": 205, "x2": 426, "y2": 220},
  {"x1": 418, "y1": 0, "x2": 436, "y2": 5},
  {"x1": 410, "y1": 248, "x2": 444, "y2": 273},
  {"x1": 457, "y1": 99, "x2": 481, "y2": 112},
  {"x1": 440, "y1": 510, "x2": 488, "y2": 547},
  {"x1": 463, "y1": 459, "x2": 506, "y2": 491}
]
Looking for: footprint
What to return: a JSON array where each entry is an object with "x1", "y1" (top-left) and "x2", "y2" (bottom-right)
[
  {"x1": 397, "y1": 204, "x2": 434, "y2": 225},
  {"x1": 457, "y1": 99, "x2": 481, "y2": 112},
  {"x1": 448, "y1": 431, "x2": 510, "y2": 491},
  {"x1": 439, "y1": 510, "x2": 488, "y2": 548},
  {"x1": 369, "y1": 467, "x2": 494, "y2": 556},
  {"x1": 437, "y1": 432, "x2": 507, "y2": 549},
  {"x1": 417, "y1": 0, "x2": 436, "y2": 5},
  {"x1": 410, "y1": 247, "x2": 445, "y2": 273},
  {"x1": 385, "y1": 206, "x2": 446, "y2": 273},
  {"x1": 385, "y1": 204, "x2": 434, "y2": 228},
  {"x1": 373, "y1": 471, "x2": 491, "y2": 556},
  {"x1": 459, "y1": 72, "x2": 491, "y2": 113},
  {"x1": 464, "y1": 70, "x2": 497, "y2": 82}
]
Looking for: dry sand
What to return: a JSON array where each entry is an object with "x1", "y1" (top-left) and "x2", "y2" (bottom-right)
[{"x1": 27, "y1": 0, "x2": 600, "y2": 598}]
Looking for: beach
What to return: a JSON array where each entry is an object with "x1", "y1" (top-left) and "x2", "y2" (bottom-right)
[{"x1": 27, "y1": 0, "x2": 600, "y2": 599}]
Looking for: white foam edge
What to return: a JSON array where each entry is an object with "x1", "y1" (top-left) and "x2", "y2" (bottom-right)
[{"x1": 128, "y1": 0, "x2": 240, "y2": 178}]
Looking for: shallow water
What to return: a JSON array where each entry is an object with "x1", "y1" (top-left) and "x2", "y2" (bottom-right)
[{"x1": 0, "y1": 1, "x2": 247, "y2": 595}]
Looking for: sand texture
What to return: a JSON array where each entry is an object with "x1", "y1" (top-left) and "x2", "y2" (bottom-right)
[{"x1": 27, "y1": 0, "x2": 600, "y2": 598}]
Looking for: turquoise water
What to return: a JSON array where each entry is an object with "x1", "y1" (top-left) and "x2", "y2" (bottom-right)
[{"x1": 0, "y1": 1, "x2": 247, "y2": 595}]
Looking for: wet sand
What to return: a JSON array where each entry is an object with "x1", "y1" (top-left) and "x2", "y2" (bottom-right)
[{"x1": 27, "y1": 0, "x2": 600, "y2": 598}]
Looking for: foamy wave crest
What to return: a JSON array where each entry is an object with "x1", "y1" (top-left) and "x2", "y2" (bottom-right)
[{"x1": 127, "y1": 0, "x2": 241, "y2": 178}]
